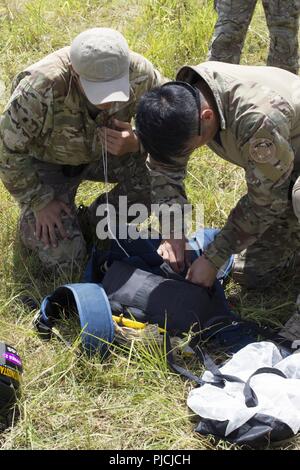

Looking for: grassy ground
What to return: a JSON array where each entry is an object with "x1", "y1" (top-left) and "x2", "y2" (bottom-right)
[{"x1": 0, "y1": 0, "x2": 300, "y2": 450}]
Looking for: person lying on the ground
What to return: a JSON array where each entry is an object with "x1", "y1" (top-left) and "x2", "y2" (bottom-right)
[
  {"x1": 136, "y1": 61, "x2": 300, "y2": 289},
  {"x1": 0, "y1": 28, "x2": 167, "y2": 275}
]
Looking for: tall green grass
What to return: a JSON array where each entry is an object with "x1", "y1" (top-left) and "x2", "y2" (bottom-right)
[{"x1": 126, "y1": 0, "x2": 216, "y2": 77}]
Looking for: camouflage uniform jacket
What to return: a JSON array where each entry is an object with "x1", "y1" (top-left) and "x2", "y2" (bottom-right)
[
  {"x1": 0, "y1": 47, "x2": 166, "y2": 212},
  {"x1": 148, "y1": 61, "x2": 300, "y2": 269}
]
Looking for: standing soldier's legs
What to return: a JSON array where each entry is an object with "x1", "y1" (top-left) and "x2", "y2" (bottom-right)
[
  {"x1": 232, "y1": 203, "x2": 300, "y2": 288},
  {"x1": 20, "y1": 161, "x2": 87, "y2": 274},
  {"x1": 208, "y1": 0, "x2": 257, "y2": 63},
  {"x1": 263, "y1": 0, "x2": 300, "y2": 74}
]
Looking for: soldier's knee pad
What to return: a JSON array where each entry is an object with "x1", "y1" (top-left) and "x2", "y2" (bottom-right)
[
  {"x1": 292, "y1": 176, "x2": 300, "y2": 223},
  {"x1": 38, "y1": 236, "x2": 87, "y2": 268},
  {"x1": 232, "y1": 252, "x2": 282, "y2": 289}
]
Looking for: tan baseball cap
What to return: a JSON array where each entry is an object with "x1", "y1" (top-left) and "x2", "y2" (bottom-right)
[{"x1": 70, "y1": 28, "x2": 130, "y2": 105}]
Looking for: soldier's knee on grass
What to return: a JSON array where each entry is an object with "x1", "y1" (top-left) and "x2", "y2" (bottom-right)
[
  {"x1": 231, "y1": 267, "x2": 272, "y2": 290},
  {"x1": 21, "y1": 232, "x2": 87, "y2": 275},
  {"x1": 19, "y1": 210, "x2": 87, "y2": 274},
  {"x1": 36, "y1": 235, "x2": 87, "y2": 272},
  {"x1": 232, "y1": 254, "x2": 286, "y2": 290}
]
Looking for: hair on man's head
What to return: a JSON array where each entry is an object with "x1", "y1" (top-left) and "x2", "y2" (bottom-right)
[{"x1": 136, "y1": 82, "x2": 200, "y2": 163}]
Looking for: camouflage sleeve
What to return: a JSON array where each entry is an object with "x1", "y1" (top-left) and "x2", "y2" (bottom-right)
[
  {"x1": 205, "y1": 113, "x2": 294, "y2": 269},
  {"x1": 147, "y1": 154, "x2": 189, "y2": 236},
  {"x1": 130, "y1": 52, "x2": 190, "y2": 227},
  {"x1": 0, "y1": 78, "x2": 54, "y2": 211},
  {"x1": 147, "y1": 155, "x2": 188, "y2": 205}
]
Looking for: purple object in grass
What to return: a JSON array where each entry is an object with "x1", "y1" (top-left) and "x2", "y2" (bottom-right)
[{"x1": 3, "y1": 352, "x2": 22, "y2": 367}]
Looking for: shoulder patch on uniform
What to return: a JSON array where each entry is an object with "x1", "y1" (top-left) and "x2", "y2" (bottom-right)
[{"x1": 249, "y1": 138, "x2": 276, "y2": 163}]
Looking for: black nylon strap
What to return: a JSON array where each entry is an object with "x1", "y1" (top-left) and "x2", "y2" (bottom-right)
[
  {"x1": 244, "y1": 367, "x2": 287, "y2": 408},
  {"x1": 195, "y1": 345, "x2": 289, "y2": 409},
  {"x1": 165, "y1": 337, "x2": 246, "y2": 388},
  {"x1": 193, "y1": 344, "x2": 247, "y2": 386},
  {"x1": 165, "y1": 335, "x2": 204, "y2": 385}
]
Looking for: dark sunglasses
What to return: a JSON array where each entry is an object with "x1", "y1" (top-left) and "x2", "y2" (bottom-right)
[{"x1": 161, "y1": 80, "x2": 201, "y2": 135}]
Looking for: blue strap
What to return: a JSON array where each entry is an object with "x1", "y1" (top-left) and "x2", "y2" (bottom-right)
[
  {"x1": 190, "y1": 228, "x2": 234, "y2": 280},
  {"x1": 40, "y1": 283, "x2": 114, "y2": 356}
]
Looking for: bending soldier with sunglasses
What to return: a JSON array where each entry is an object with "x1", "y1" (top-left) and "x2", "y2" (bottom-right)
[{"x1": 136, "y1": 61, "x2": 300, "y2": 290}]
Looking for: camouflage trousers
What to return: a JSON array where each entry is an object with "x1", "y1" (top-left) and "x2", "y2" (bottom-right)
[
  {"x1": 20, "y1": 152, "x2": 151, "y2": 274},
  {"x1": 209, "y1": 0, "x2": 300, "y2": 74},
  {"x1": 232, "y1": 201, "x2": 300, "y2": 289}
]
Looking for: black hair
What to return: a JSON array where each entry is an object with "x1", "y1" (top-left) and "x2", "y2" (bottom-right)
[{"x1": 136, "y1": 83, "x2": 200, "y2": 163}]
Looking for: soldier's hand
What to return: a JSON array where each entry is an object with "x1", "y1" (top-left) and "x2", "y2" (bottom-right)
[
  {"x1": 158, "y1": 237, "x2": 191, "y2": 273},
  {"x1": 35, "y1": 199, "x2": 73, "y2": 249},
  {"x1": 100, "y1": 119, "x2": 140, "y2": 156},
  {"x1": 186, "y1": 255, "x2": 217, "y2": 288}
]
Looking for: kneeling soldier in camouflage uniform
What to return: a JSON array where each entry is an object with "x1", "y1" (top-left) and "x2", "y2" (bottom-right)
[
  {"x1": 136, "y1": 62, "x2": 300, "y2": 289},
  {"x1": 0, "y1": 28, "x2": 166, "y2": 274},
  {"x1": 209, "y1": 0, "x2": 300, "y2": 75}
]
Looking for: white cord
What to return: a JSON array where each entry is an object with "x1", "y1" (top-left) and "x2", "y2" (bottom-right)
[{"x1": 101, "y1": 127, "x2": 130, "y2": 258}]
